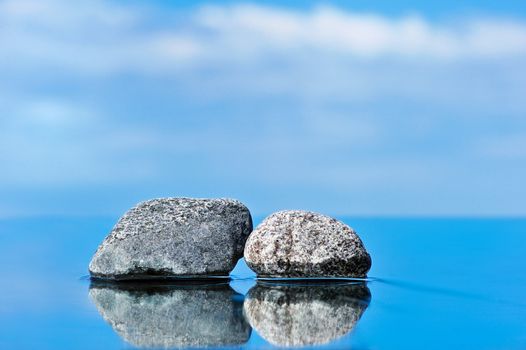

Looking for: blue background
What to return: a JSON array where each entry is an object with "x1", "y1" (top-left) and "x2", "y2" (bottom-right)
[{"x1": 1, "y1": 0, "x2": 526, "y2": 218}]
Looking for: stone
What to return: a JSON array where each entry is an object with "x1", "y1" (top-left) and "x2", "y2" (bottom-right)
[
  {"x1": 89, "y1": 281, "x2": 251, "y2": 348},
  {"x1": 244, "y1": 210, "x2": 371, "y2": 278},
  {"x1": 243, "y1": 282, "x2": 370, "y2": 346},
  {"x1": 89, "y1": 198, "x2": 252, "y2": 280}
]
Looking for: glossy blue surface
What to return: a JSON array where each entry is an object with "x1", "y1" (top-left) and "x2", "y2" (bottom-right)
[{"x1": 0, "y1": 217, "x2": 525, "y2": 349}]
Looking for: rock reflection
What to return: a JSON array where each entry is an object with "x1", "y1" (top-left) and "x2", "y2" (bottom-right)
[
  {"x1": 89, "y1": 280, "x2": 251, "y2": 348},
  {"x1": 244, "y1": 281, "x2": 370, "y2": 347}
]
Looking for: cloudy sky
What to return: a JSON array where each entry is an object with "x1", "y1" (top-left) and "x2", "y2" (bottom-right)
[{"x1": 1, "y1": 0, "x2": 525, "y2": 217}]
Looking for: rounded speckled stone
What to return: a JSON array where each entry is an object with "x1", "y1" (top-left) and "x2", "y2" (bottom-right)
[
  {"x1": 244, "y1": 210, "x2": 371, "y2": 278},
  {"x1": 89, "y1": 198, "x2": 253, "y2": 280}
]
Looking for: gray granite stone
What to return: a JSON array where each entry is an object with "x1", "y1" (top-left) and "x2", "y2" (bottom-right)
[
  {"x1": 89, "y1": 282, "x2": 251, "y2": 348},
  {"x1": 244, "y1": 282, "x2": 370, "y2": 346},
  {"x1": 244, "y1": 210, "x2": 371, "y2": 278},
  {"x1": 89, "y1": 198, "x2": 252, "y2": 280}
]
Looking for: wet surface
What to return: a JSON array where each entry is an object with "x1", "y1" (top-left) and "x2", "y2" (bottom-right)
[
  {"x1": 0, "y1": 217, "x2": 525, "y2": 349},
  {"x1": 89, "y1": 281, "x2": 250, "y2": 348},
  {"x1": 244, "y1": 281, "x2": 370, "y2": 346}
]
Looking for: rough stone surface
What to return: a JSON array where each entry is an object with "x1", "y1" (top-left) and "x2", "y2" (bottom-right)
[
  {"x1": 244, "y1": 282, "x2": 370, "y2": 346},
  {"x1": 89, "y1": 282, "x2": 251, "y2": 348},
  {"x1": 89, "y1": 198, "x2": 252, "y2": 280},
  {"x1": 244, "y1": 210, "x2": 371, "y2": 278}
]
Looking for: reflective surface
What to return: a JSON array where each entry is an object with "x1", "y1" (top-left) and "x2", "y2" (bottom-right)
[
  {"x1": 90, "y1": 281, "x2": 250, "y2": 348},
  {"x1": 1, "y1": 217, "x2": 525, "y2": 349},
  {"x1": 244, "y1": 281, "x2": 370, "y2": 347}
]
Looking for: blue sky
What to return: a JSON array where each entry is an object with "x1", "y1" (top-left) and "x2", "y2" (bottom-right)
[{"x1": 1, "y1": 0, "x2": 525, "y2": 217}]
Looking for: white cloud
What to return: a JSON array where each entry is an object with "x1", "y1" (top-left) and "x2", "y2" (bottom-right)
[
  {"x1": 3, "y1": 1, "x2": 523, "y2": 113},
  {"x1": 1, "y1": 1, "x2": 526, "y2": 77},
  {"x1": 191, "y1": 5, "x2": 526, "y2": 59}
]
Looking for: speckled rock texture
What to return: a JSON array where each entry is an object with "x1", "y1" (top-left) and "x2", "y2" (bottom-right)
[
  {"x1": 90, "y1": 282, "x2": 251, "y2": 348},
  {"x1": 244, "y1": 282, "x2": 370, "y2": 346},
  {"x1": 244, "y1": 210, "x2": 371, "y2": 278},
  {"x1": 89, "y1": 198, "x2": 252, "y2": 280}
]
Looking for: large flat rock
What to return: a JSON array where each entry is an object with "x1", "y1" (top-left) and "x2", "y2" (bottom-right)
[{"x1": 89, "y1": 198, "x2": 252, "y2": 280}]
